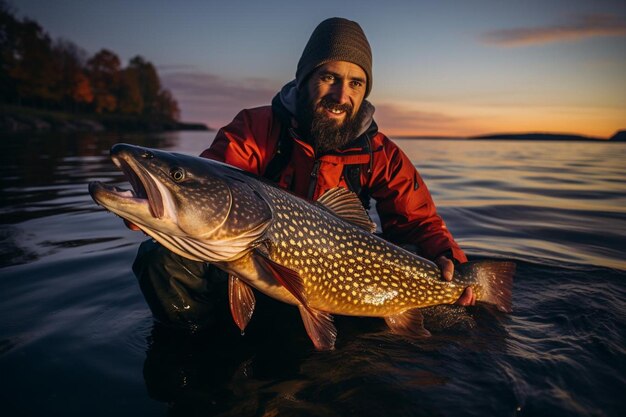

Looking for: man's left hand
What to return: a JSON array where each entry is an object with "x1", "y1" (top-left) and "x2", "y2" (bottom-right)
[{"x1": 435, "y1": 255, "x2": 476, "y2": 306}]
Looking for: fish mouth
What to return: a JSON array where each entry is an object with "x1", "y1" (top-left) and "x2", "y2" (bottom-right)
[
  {"x1": 113, "y1": 155, "x2": 165, "y2": 218},
  {"x1": 89, "y1": 151, "x2": 165, "y2": 219}
]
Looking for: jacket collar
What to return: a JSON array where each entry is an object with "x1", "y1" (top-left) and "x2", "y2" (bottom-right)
[{"x1": 272, "y1": 80, "x2": 378, "y2": 142}]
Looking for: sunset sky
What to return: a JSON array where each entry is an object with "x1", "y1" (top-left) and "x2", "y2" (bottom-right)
[{"x1": 15, "y1": 0, "x2": 626, "y2": 138}]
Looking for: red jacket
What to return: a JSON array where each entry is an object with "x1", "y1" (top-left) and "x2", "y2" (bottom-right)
[{"x1": 200, "y1": 94, "x2": 467, "y2": 263}]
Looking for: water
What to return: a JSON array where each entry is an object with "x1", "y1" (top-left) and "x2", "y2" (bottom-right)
[{"x1": 1, "y1": 132, "x2": 625, "y2": 416}]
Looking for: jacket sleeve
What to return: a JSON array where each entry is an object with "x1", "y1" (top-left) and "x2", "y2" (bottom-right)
[
  {"x1": 369, "y1": 136, "x2": 467, "y2": 263},
  {"x1": 199, "y1": 107, "x2": 279, "y2": 175}
]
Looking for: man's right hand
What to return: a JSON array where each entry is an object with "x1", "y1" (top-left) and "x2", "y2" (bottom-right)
[{"x1": 455, "y1": 287, "x2": 476, "y2": 306}]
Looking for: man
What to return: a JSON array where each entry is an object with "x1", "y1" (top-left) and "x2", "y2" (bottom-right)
[{"x1": 131, "y1": 17, "x2": 475, "y2": 331}]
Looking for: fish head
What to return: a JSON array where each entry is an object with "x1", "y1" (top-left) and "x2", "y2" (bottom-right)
[{"x1": 88, "y1": 143, "x2": 272, "y2": 262}]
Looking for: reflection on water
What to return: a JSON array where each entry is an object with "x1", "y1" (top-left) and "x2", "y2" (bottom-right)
[
  {"x1": 0, "y1": 132, "x2": 179, "y2": 267},
  {"x1": 1, "y1": 133, "x2": 177, "y2": 222},
  {"x1": 1, "y1": 132, "x2": 625, "y2": 416}
]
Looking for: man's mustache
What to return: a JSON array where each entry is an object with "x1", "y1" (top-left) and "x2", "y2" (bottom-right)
[{"x1": 318, "y1": 96, "x2": 353, "y2": 116}]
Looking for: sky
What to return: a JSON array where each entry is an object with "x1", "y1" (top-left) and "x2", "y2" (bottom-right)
[{"x1": 13, "y1": 0, "x2": 626, "y2": 138}]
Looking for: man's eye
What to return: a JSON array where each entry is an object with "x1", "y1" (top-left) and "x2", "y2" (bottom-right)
[
  {"x1": 321, "y1": 74, "x2": 335, "y2": 82},
  {"x1": 350, "y1": 81, "x2": 363, "y2": 88}
]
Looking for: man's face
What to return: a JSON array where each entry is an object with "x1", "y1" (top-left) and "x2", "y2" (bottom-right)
[
  {"x1": 297, "y1": 61, "x2": 368, "y2": 153},
  {"x1": 305, "y1": 61, "x2": 367, "y2": 125}
]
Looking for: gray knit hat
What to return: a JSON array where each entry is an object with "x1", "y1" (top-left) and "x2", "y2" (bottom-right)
[{"x1": 296, "y1": 17, "x2": 373, "y2": 97}]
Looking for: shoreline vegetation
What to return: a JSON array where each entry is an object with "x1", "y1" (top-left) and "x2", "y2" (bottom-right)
[
  {"x1": 1, "y1": 105, "x2": 210, "y2": 134},
  {"x1": 0, "y1": 2, "x2": 208, "y2": 135}
]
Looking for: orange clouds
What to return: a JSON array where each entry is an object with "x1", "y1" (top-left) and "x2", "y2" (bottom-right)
[{"x1": 482, "y1": 14, "x2": 626, "y2": 47}]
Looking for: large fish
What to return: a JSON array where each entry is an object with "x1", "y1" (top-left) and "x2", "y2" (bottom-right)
[{"x1": 89, "y1": 144, "x2": 514, "y2": 350}]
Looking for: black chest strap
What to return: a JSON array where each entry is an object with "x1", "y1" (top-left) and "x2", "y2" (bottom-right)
[
  {"x1": 343, "y1": 133, "x2": 373, "y2": 210},
  {"x1": 263, "y1": 124, "x2": 294, "y2": 183}
]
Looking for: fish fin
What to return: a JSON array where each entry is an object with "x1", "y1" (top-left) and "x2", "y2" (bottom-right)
[
  {"x1": 316, "y1": 187, "x2": 377, "y2": 233},
  {"x1": 458, "y1": 261, "x2": 515, "y2": 313},
  {"x1": 256, "y1": 254, "x2": 308, "y2": 306},
  {"x1": 256, "y1": 254, "x2": 337, "y2": 350},
  {"x1": 298, "y1": 305, "x2": 337, "y2": 351},
  {"x1": 228, "y1": 275, "x2": 256, "y2": 331},
  {"x1": 385, "y1": 308, "x2": 431, "y2": 338}
]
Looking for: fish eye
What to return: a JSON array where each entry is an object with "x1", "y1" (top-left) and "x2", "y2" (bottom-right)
[{"x1": 170, "y1": 167, "x2": 185, "y2": 182}]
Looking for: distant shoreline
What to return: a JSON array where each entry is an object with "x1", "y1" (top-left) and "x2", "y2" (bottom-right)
[
  {"x1": 2, "y1": 106, "x2": 623, "y2": 142},
  {"x1": 0, "y1": 105, "x2": 211, "y2": 134},
  {"x1": 396, "y1": 130, "x2": 625, "y2": 142}
]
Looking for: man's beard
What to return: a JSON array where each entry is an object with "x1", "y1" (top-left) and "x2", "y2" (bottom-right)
[{"x1": 296, "y1": 94, "x2": 367, "y2": 154}]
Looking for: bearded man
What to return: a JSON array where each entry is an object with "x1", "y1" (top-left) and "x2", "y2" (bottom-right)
[{"x1": 131, "y1": 17, "x2": 474, "y2": 330}]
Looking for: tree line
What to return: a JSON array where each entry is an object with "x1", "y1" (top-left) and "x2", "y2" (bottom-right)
[{"x1": 0, "y1": 2, "x2": 180, "y2": 120}]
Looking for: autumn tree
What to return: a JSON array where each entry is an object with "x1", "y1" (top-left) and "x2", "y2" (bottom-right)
[
  {"x1": 5, "y1": 16, "x2": 58, "y2": 106},
  {"x1": 155, "y1": 89, "x2": 180, "y2": 120},
  {"x1": 126, "y1": 55, "x2": 180, "y2": 119},
  {"x1": 51, "y1": 39, "x2": 92, "y2": 111},
  {"x1": 71, "y1": 71, "x2": 93, "y2": 107},
  {"x1": 86, "y1": 49, "x2": 120, "y2": 113},
  {"x1": 127, "y1": 55, "x2": 160, "y2": 115},
  {"x1": 117, "y1": 66, "x2": 143, "y2": 114},
  {"x1": 0, "y1": 1, "x2": 18, "y2": 102}
]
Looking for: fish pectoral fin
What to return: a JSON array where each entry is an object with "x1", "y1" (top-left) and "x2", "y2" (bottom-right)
[
  {"x1": 256, "y1": 253, "x2": 308, "y2": 306},
  {"x1": 385, "y1": 308, "x2": 431, "y2": 338},
  {"x1": 298, "y1": 305, "x2": 337, "y2": 351},
  {"x1": 255, "y1": 253, "x2": 336, "y2": 350},
  {"x1": 228, "y1": 275, "x2": 256, "y2": 332}
]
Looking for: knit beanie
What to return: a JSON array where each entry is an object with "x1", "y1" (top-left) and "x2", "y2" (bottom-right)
[{"x1": 296, "y1": 18, "x2": 373, "y2": 97}]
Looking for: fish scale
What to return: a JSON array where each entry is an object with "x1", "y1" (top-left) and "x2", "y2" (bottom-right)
[{"x1": 89, "y1": 144, "x2": 515, "y2": 350}]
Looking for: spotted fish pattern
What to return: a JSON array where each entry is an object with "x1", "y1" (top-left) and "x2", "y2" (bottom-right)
[{"x1": 261, "y1": 184, "x2": 468, "y2": 316}]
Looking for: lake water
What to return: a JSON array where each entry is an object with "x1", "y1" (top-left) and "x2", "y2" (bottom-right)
[{"x1": 1, "y1": 131, "x2": 625, "y2": 416}]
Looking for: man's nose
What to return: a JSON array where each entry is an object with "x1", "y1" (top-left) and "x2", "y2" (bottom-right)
[{"x1": 329, "y1": 82, "x2": 350, "y2": 104}]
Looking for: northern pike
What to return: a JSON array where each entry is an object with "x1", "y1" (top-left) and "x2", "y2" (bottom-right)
[{"x1": 89, "y1": 144, "x2": 514, "y2": 350}]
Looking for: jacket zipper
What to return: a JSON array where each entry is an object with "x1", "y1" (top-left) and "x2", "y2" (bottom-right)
[{"x1": 307, "y1": 160, "x2": 321, "y2": 199}]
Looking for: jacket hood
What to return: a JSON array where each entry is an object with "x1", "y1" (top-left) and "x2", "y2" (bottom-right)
[{"x1": 273, "y1": 80, "x2": 377, "y2": 140}]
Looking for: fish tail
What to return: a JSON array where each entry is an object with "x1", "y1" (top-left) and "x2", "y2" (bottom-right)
[{"x1": 459, "y1": 261, "x2": 515, "y2": 313}]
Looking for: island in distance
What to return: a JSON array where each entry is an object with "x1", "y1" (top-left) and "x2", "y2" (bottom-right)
[{"x1": 469, "y1": 130, "x2": 625, "y2": 142}]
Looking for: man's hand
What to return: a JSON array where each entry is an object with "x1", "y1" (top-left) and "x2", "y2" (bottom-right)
[
  {"x1": 435, "y1": 255, "x2": 454, "y2": 281},
  {"x1": 435, "y1": 255, "x2": 476, "y2": 306}
]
